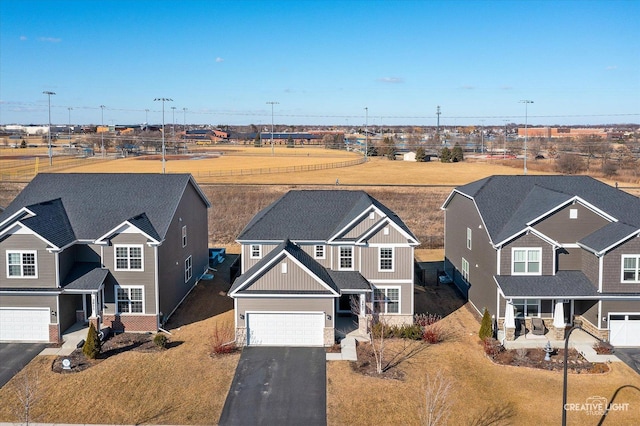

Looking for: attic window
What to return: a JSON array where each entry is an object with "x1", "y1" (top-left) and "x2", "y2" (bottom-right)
[
  {"x1": 369, "y1": 212, "x2": 375, "y2": 220},
  {"x1": 384, "y1": 227, "x2": 389, "y2": 235},
  {"x1": 569, "y1": 209, "x2": 578, "y2": 219},
  {"x1": 281, "y1": 262, "x2": 288, "y2": 274}
]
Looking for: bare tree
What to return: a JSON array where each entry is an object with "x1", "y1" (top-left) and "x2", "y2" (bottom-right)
[
  {"x1": 555, "y1": 153, "x2": 585, "y2": 174},
  {"x1": 10, "y1": 369, "x2": 42, "y2": 425},
  {"x1": 422, "y1": 371, "x2": 454, "y2": 426}
]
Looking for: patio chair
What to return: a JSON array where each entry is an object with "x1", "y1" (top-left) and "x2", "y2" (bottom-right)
[{"x1": 531, "y1": 318, "x2": 546, "y2": 335}]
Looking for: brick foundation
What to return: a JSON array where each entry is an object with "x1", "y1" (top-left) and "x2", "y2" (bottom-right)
[{"x1": 102, "y1": 314, "x2": 158, "y2": 333}]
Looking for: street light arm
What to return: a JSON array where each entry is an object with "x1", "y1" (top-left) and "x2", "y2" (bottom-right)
[{"x1": 562, "y1": 325, "x2": 583, "y2": 426}]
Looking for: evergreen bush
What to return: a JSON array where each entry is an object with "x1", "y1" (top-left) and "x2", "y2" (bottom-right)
[
  {"x1": 478, "y1": 308, "x2": 493, "y2": 340},
  {"x1": 82, "y1": 323, "x2": 101, "y2": 359}
]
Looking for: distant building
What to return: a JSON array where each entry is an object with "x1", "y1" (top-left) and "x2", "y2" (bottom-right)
[{"x1": 517, "y1": 127, "x2": 607, "y2": 139}]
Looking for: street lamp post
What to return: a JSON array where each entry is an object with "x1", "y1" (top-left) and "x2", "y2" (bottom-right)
[
  {"x1": 562, "y1": 325, "x2": 583, "y2": 426},
  {"x1": 266, "y1": 101, "x2": 278, "y2": 156},
  {"x1": 171, "y1": 106, "x2": 176, "y2": 142},
  {"x1": 182, "y1": 108, "x2": 188, "y2": 153},
  {"x1": 43, "y1": 91, "x2": 56, "y2": 166},
  {"x1": 99, "y1": 105, "x2": 106, "y2": 157},
  {"x1": 365, "y1": 107, "x2": 368, "y2": 159},
  {"x1": 519, "y1": 100, "x2": 533, "y2": 175},
  {"x1": 67, "y1": 107, "x2": 73, "y2": 146},
  {"x1": 154, "y1": 98, "x2": 173, "y2": 173}
]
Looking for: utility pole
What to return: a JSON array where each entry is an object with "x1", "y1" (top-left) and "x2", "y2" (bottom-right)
[
  {"x1": 364, "y1": 107, "x2": 368, "y2": 159},
  {"x1": 99, "y1": 105, "x2": 106, "y2": 157},
  {"x1": 519, "y1": 100, "x2": 534, "y2": 175},
  {"x1": 67, "y1": 107, "x2": 73, "y2": 145},
  {"x1": 436, "y1": 105, "x2": 441, "y2": 144},
  {"x1": 267, "y1": 101, "x2": 278, "y2": 156},
  {"x1": 43, "y1": 91, "x2": 56, "y2": 166},
  {"x1": 154, "y1": 98, "x2": 173, "y2": 173}
]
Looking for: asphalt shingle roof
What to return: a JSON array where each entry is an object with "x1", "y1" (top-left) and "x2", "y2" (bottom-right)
[
  {"x1": 495, "y1": 271, "x2": 599, "y2": 298},
  {"x1": 62, "y1": 262, "x2": 109, "y2": 291},
  {"x1": 0, "y1": 173, "x2": 208, "y2": 246},
  {"x1": 453, "y1": 175, "x2": 640, "y2": 249},
  {"x1": 237, "y1": 190, "x2": 417, "y2": 242}
]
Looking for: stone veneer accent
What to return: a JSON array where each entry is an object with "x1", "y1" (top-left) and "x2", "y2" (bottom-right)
[
  {"x1": 49, "y1": 324, "x2": 61, "y2": 344},
  {"x1": 575, "y1": 315, "x2": 610, "y2": 342},
  {"x1": 102, "y1": 314, "x2": 158, "y2": 333}
]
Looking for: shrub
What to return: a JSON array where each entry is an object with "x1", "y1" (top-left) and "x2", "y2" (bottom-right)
[
  {"x1": 398, "y1": 324, "x2": 423, "y2": 340},
  {"x1": 211, "y1": 321, "x2": 238, "y2": 355},
  {"x1": 478, "y1": 308, "x2": 493, "y2": 340},
  {"x1": 414, "y1": 313, "x2": 442, "y2": 327},
  {"x1": 593, "y1": 341, "x2": 614, "y2": 354},
  {"x1": 422, "y1": 323, "x2": 445, "y2": 344},
  {"x1": 371, "y1": 321, "x2": 395, "y2": 339},
  {"x1": 482, "y1": 338, "x2": 503, "y2": 358},
  {"x1": 153, "y1": 333, "x2": 168, "y2": 349},
  {"x1": 82, "y1": 323, "x2": 101, "y2": 360}
]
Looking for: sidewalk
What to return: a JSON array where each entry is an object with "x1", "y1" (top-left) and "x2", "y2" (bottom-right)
[{"x1": 40, "y1": 322, "x2": 89, "y2": 356}]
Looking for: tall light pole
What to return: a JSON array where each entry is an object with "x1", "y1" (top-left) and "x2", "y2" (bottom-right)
[
  {"x1": 519, "y1": 100, "x2": 533, "y2": 175},
  {"x1": 67, "y1": 107, "x2": 73, "y2": 146},
  {"x1": 171, "y1": 106, "x2": 176, "y2": 143},
  {"x1": 266, "y1": 101, "x2": 278, "y2": 155},
  {"x1": 99, "y1": 105, "x2": 106, "y2": 157},
  {"x1": 182, "y1": 108, "x2": 188, "y2": 153},
  {"x1": 365, "y1": 107, "x2": 368, "y2": 159},
  {"x1": 154, "y1": 98, "x2": 173, "y2": 173},
  {"x1": 43, "y1": 91, "x2": 55, "y2": 166},
  {"x1": 503, "y1": 120, "x2": 508, "y2": 160}
]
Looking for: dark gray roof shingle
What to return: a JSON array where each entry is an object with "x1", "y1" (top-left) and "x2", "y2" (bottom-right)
[
  {"x1": 495, "y1": 271, "x2": 598, "y2": 298},
  {"x1": 62, "y1": 262, "x2": 109, "y2": 291}
]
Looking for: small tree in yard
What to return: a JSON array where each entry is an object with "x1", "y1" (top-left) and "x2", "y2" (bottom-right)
[
  {"x1": 10, "y1": 369, "x2": 42, "y2": 425},
  {"x1": 451, "y1": 143, "x2": 464, "y2": 162},
  {"x1": 369, "y1": 313, "x2": 387, "y2": 374},
  {"x1": 478, "y1": 307, "x2": 493, "y2": 340},
  {"x1": 422, "y1": 371, "x2": 454, "y2": 426},
  {"x1": 440, "y1": 147, "x2": 451, "y2": 163},
  {"x1": 82, "y1": 322, "x2": 101, "y2": 359}
]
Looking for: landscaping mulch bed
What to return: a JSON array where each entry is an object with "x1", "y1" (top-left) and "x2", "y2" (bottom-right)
[
  {"x1": 490, "y1": 346, "x2": 610, "y2": 374},
  {"x1": 52, "y1": 332, "x2": 161, "y2": 374},
  {"x1": 350, "y1": 341, "x2": 407, "y2": 381}
]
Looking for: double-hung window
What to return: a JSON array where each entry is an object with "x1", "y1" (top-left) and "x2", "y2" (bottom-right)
[
  {"x1": 116, "y1": 285, "x2": 144, "y2": 314},
  {"x1": 250, "y1": 244, "x2": 262, "y2": 259},
  {"x1": 512, "y1": 248, "x2": 541, "y2": 275},
  {"x1": 373, "y1": 287, "x2": 400, "y2": 314},
  {"x1": 339, "y1": 246, "x2": 353, "y2": 270},
  {"x1": 379, "y1": 247, "x2": 394, "y2": 271},
  {"x1": 314, "y1": 245, "x2": 325, "y2": 259},
  {"x1": 461, "y1": 258, "x2": 469, "y2": 281},
  {"x1": 115, "y1": 245, "x2": 143, "y2": 271},
  {"x1": 622, "y1": 255, "x2": 640, "y2": 282},
  {"x1": 185, "y1": 255, "x2": 193, "y2": 283},
  {"x1": 6, "y1": 251, "x2": 37, "y2": 278}
]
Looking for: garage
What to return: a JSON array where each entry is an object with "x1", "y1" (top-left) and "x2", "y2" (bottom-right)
[
  {"x1": 246, "y1": 312, "x2": 324, "y2": 346},
  {"x1": 0, "y1": 308, "x2": 50, "y2": 342},
  {"x1": 609, "y1": 313, "x2": 640, "y2": 347}
]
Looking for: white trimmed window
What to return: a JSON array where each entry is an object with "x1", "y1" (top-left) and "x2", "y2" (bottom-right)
[
  {"x1": 462, "y1": 258, "x2": 469, "y2": 281},
  {"x1": 622, "y1": 255, "x2": 640, "y2": 282},
  {"x1": 513, "y1": 299, "x2": 540, "y2": 318},
  {"x1": 512, "y1": 248, "x2": 541, "y2": 275},
  {"x1": 314, "y1": 245, "x2": 325, "y2": 259},
  {"x1": 115, "y1": 245, "x2": 143, "y2": 271},
  {"x1": 339, "y1": 246, "x2": 354, "y2": 270},
  {"x1": 116, "y1": 285, "x2": 144, "y2": 314},
  {"x1": 185, "y1": 255, "x2": 192, "y2": 282},
  {"x1": 466, "y1": 227, "x2": 472, "y2": 250},
  {"x1": 6, "y1": 251, "x2": 37, "y2": 278},
  {"x1": 250, "y1": 244, "x2": 262, "y2": 259},
  {"x1": 379, "y1": 247, "x2": 394, "y2": 271},
  {"x1": 182, "y1": 225, "x2": 187, "y2": 247},
  {"x1": 373, "y1": 287, "x2": 400, "y2": 314}
]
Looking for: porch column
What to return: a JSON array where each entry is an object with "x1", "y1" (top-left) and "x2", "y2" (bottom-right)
[
  {"x1": 553, "y1": 300, "x2": 566, "y2": 340},
  {"x1": 90, "y1": 292, "x2": 97, "y2": 318},
  {"x1": 504, "y1": 301, "x2": 516, "y2": 341}
]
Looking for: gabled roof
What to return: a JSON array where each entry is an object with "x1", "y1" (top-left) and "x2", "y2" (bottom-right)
[
  {"x1": 237, "y1": 190, "x2": 418, "y2": 243},
  {"x1": 445, "y1": 175, "x2": 640, "y2": 251},
  {"x1": 62, "y1": 262, "x2": 109, "y2": 292},
  {"x1": 0, "y1": 173, "x2": 209, "y2": 245},
  {"x1": 495, "y1": 271, "x2": 598, "y2": 298}
]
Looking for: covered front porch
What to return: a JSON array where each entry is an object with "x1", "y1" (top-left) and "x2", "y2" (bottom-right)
[{"x1": 327, "y1": 270, "x2": 372, "y2": 341}]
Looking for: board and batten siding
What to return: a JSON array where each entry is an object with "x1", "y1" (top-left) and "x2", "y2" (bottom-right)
[
  {"x1": 103, "y1": 233, "x2": 156, "y2": 314},
  {"x1": 0, "y1": 233, "x2": 56, "y2": 288},
  {"x1": 533, "y1": 203, "x2": 609, "y2": 244},
  {"x1": 361, "y1": 246, "x2": 413, "y2": 280},
  {"x1": 602, "y1": 237, "x2": 640, "y2": 294},
  {"x1": 245, "y1": 255, "x2": 330, "y2": 292},
  {"x1": 367, "y1": 224, "x2": 411, "y2": 245},
  {"x1": 328, "y1": 245, "x2": 360, "y2": 270},
  {"x1": 236, "y1": 297, "x2": 334, "y2": 328},
  {"x1": 341, "y1": 210, "x2": 381, "y2": 239},
  {"x1": 242, "y1": 243, "x2": 279, "y2": 272},
  {"x1": 299, "y1": 244, "x2": 330, "y2": 268}
]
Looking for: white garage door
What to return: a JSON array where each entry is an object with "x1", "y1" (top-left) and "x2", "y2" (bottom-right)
[
  {"x1": 246, "y1": 312, "x2": 324, "y2": 346},
  {"x1": 609, "y1": 314, "x2": 640, "y2": 347},
  {"x1": 0, "y1": 308, "x2": 50, "y2": 342}
]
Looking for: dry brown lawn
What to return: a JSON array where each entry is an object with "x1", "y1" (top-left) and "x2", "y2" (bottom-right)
[{"x1": 327, "y1": 304, "x2": 640, "y2": 426}]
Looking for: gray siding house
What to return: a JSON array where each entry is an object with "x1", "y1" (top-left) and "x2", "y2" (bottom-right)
[
  {"x1": 229, "y1": 190, "x2": 419, "y2": 346},
  {"x1": 0, "y1": 173, "x2": 210, "y2": 343},
  {"x1": 442, "y1": 175, "x2": 640, "y2": 347}
]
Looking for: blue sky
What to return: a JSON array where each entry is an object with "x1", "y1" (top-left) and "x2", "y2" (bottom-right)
[{"x1": 1, "y1": 0, "x2": 638, "y2": 127}]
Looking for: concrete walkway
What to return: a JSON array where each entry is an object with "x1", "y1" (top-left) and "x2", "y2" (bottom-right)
[
  {"x1": 326, "y1": 336, "x2": 358, "y2": 361},
  {"x1": 40, "y1": 322, "x2": 89, "y2": 356}
]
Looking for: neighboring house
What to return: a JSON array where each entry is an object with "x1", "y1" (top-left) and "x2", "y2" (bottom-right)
[
  {"x1": 442, "y1": 175, "x2": 640, "y2": 347},
  {"x1": 0, "y1": 173, "x2": 210, "y2": 343},
  {"x1": 229, "y1": 190, "x2": 419, "y2": 346},
  {"x1": 403, "y1": 151, "x2": 417, "y2": 162}
]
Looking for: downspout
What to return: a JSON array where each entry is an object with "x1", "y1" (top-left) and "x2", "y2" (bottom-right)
[{"x1": 154, "y1": 245, "x2": 160, "y2": 331}]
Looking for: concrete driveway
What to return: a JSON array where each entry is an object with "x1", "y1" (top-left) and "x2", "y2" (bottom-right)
[
  {"x1": 615, "y1": 348, "x2": 640, "y2": 375},
  {"x1": 218, "y1": 347, "x2": 326, "y2": 426},
  {"x1": 0, "y1": 343, "x2": 47, "y2": 388}
]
